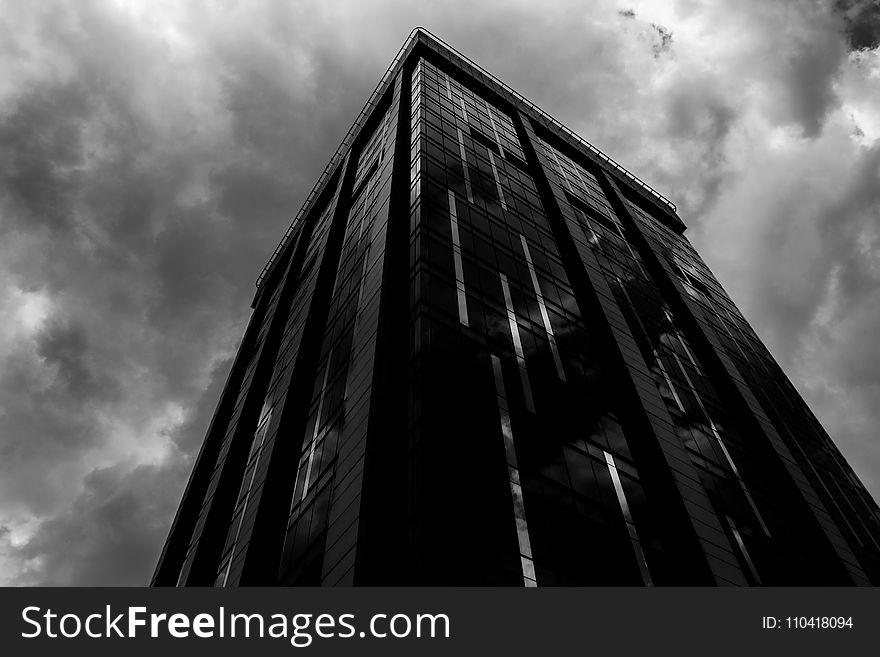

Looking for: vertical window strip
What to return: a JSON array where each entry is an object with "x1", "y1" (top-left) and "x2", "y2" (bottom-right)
[
  {"x1": 718, "y1": 307, "x2": 752, "y2": 365},
  {"x1": 355, "y1": 109, "x2": 388, "y2": 187},
  {"x1": 833, "y1": 458, "x2": 880, "y2": 545},
  {"x1": 663, "y1": 309, "x2": 702, "y2": 374},
  {"x1": 570, "y1": 161, "x2": 592, "y2": 199},
  {"x1": 577, "y1": 207, "x2": 600, "y2": 245},
  {"x1": 459, "y1": 97, "x2": 469, "y2": 123},
  {"x1": 823, "y1": 461, "x2": 878, "y2": 550},
  {"x1": 448, "y1": 190, "x2": 470, "y2": 327},
  {"x1": 725, "y1": 514, "x2": 762, "y2": 585},
  {"x1": 411, "y1": 92, "x2": 421, "y2": 114},
  {"x1": 444, "y1": 73, "x2": 470, "y2": 123},
  {"x1": 519, "y1": 235, "x2": 566, "y2": 382},
  {"x1": 333, "y1": 197, "x2": 368, "y2": 300},
  {"x1": 568, "y1": 158, "x2": 646, "y2": 276},
  {"x1": 298, "y1": 352, "x2": 334, "y2": 503},
  {"x1": 358, "y1": 183, "x2": 374, "y2": 241},
  {"x1": 378, "y1": 106, "x2": 390, "y2": 162},
  {"x1": 500, "y1": 273, "x2": 536, "y2": 413},
  {"x1": 854, "y1": 509, "x2": 880, "y2": 553},
  {"x1": 354, "y1": 166, "x2": 379, "y2": 244},
  {"x1": 218, "y1": 558, "x2": 232, "y2": 588},
  {"x1": 220, "y1": 402, "x2": 274, "y2": 586},
  {"x1": 360, "y1": 114, "x2": 388, "y2": 238},
  {"x1": 550, "y1": 149, "x2": 574, "y2": 194},
  {"x1": 485, "y1": 99, "x2": 504, "y2": 153},
  {"x1": 487, "y1": 149, "x2": 508, "y2": 210},
  {"x1": 811, "y1": 460, "x2": 865, "y2": 548},
  {"x1": 572, "y1": 163, "x2": 612, "y2": 220},
  {"x1": 604, "y1": 450, "x2": 653, "y2": 586},
  {"x1": 613, "y1": 222, "x2": 648, "y2": 280},
  {"x1": 615, "y1": 276, "x2": 685, "y2": 411},
  {"x1": 491, "y1": 354, "x2": 537, "y2": 587},
  {"x1": 341, "y1": 141, "x2": 384, "y2": 401},
  {"x1": 665, "y1": 342, "x2": 771, "y2": 537},
  {"x1": 456, "y1": 128, "x2": 474, "y2": 204},
  {"x1": 343, "y1": 238, "x2": 375, "y2": 404},
  {"x1": 657, "y1": 354, "x2": 686, "y2": 412},
  {"x1": 179, "y1": 562, "x2": 190, "y2": 587}
]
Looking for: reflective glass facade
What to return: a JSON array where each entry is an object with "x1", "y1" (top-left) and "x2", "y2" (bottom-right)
[{"x1": 154, "y1": 29, "x2": 880, "y2": 586}]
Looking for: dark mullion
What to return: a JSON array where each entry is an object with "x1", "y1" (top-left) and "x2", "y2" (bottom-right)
[{"x1": 352, "y1": 61, "x2": 415, "y2": 585}]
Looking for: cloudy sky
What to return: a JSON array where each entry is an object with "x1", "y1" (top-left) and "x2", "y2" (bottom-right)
[{"x1": 1, "y1": 0, "x2": 878, "y2": 586}]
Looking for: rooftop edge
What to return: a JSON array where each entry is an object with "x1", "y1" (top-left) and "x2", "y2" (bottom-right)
[{"x1": 255, "y1": 27, "x2": 681, "y2": 291}]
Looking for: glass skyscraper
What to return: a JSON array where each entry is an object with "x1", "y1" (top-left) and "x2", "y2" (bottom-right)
[{"x1": 153, "y1": 28, "x2": 880, "y2": 586}]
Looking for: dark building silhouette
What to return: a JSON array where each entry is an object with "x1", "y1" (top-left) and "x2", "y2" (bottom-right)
[{"x1": 153, "y1": 28, "x2": 880, "y2": 586}]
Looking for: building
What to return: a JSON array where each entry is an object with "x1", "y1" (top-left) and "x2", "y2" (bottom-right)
[{"x1": 153, "y1": 28, "x2": 880, "y2": 587}]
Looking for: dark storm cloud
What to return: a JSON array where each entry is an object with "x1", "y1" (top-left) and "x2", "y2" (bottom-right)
[
  {"x1": 0, "y1": 83, "x2": 91, "y2": 236},
  {"x1": 0, "y1": 0, "x2": 304, "y2": 581},
  {"x1": 35, "y1": 319, "x2": 111, "y2": 401},
  {"x1": 0, "y1": 0, "x2": 408, "y2": 584},
  {"x1": 1, "y1": 0, "x2": 879, "y2": 584},
  {"x1": 663, "y1": 80, "x2": 737, "y2": 217},
  {"x1": 168, "y1": 356, "x2": 236, "y2": 457},
  {"x1": 837, "y1": 0, "x2": 880, "y2": 50},
  {"x1": 780, "y1": 27, "x2": 847, "y2": 138},
  {"x1": 10, "y1": 459, "x2": 192, "y2": 586}
]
